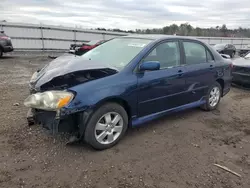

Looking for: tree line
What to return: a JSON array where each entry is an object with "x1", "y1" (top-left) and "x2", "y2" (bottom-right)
[{"x1": 95, "y1": 23, "x2": 250, "y2": 38}]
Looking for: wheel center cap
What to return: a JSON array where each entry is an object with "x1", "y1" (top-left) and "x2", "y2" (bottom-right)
[{"x1": 106, "y1": 124, "x2": 113, "y2": 132}]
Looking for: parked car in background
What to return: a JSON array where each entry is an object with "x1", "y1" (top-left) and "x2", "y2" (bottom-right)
[
  {"x1": 214, "y1": 43, "x2": 236, "y2": 58},
  {"x1": 24, "y1": 35, "x2": 232, "y2": 150},
  {"x1": 238, "y1": 44, "x2": 250, "y2": 57},
  {"x1": 70, "y1": 40, "x2": 108, "y2": 56},
  {"x1": 69, "y1": 43, "x2": 82, "y2": 51},
  {"x1": 0, "y1": 31, "x2": 13, "y2": 57},
  {"x1": 232, "y1": 52, "x2": 250, "y2": 85}
]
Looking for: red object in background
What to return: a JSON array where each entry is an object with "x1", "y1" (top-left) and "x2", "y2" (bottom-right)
[
  {"x1": 80, "y1": 45, "x2": 96, "y2": 50},
  {"x1": 74, "y1": 40, "x2": 107, "y2": 55},
  {"x1": 0, "y1": 36, "x2": 9, "y2": 39}
]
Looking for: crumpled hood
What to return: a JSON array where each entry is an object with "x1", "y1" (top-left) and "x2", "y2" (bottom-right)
[
  {"x1": 31, "y1": 54, "x2": 118, "y2": 90},
  {"x1": 233, "y1": 57, "x2": 250, "y2": 67}
]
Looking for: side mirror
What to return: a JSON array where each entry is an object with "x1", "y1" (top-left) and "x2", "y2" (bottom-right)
[{"x1": 139, "y1": 61, "x2": 160, "y2": 71}]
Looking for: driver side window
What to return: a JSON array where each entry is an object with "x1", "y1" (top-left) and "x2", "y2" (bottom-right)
[{"x1": 143, "y1": 41, "x2": 180, "y2": 69}]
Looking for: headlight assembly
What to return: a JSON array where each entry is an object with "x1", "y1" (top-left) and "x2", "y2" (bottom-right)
[{"x1": 24, "y1": 91, "x2": 74, "y2": 111}]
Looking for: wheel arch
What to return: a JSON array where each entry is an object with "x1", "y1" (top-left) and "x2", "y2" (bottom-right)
[
  {"x1": 216, "y1": 78, "x2": 224, "y2": 96},
  {"x1": 94, "y1": 97, "x2": 131, "y2": 122}
]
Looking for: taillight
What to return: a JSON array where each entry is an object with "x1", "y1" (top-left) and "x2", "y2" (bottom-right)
[{"x1": 230, "y1": 63, "x2": 233, "y2": 69}]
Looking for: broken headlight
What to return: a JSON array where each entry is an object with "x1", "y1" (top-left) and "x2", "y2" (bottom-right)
[{"x1": 24, "y1": 91, "x2": 74, "y2": 111}]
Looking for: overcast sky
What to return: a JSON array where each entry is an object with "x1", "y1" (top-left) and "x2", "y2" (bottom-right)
[{"x1": 1, "y1": 0, "x2": 250, "y2": 30}]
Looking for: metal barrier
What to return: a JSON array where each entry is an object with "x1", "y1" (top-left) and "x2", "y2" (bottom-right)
[{"x1": 1, "y1": 22, "x2": 250, "y2": 51}]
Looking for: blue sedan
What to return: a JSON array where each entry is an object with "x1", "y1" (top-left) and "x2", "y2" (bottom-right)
[{"x1": 24, "y1": 35, "x2": 232, "y2": 150}]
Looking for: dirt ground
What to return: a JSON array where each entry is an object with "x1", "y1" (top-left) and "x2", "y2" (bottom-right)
[{"x1": 0, "y1": 53, "x2": 250, "y2": 188}]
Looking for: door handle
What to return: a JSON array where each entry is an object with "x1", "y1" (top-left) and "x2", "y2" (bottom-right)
[{"x1": 178, "y1": 70, "x2": 183, "y2": 77}]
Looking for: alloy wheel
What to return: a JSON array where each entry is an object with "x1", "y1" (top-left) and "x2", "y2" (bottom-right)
[
  {"x1": 209, "y1": 87, "x2": 220, "y2": 107},
  {"x1": 94, "y1": 112, "x2": 124, "y2": 145}
]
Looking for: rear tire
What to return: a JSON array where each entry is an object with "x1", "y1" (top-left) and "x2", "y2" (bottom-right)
[
  {"x1": 84, "y1": 103, "x2": 128, "y2": 150},
  {"x1": 201, "y1": 82, "x2": 222, "y2": 111},
  {"x1": 0, "y1": 48, "x2": 3, "y2": 57}
]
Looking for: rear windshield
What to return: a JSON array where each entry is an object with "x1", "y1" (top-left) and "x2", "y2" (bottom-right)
[{"x1": 214, "y1": 44, "x2": 226, "y2": 48}]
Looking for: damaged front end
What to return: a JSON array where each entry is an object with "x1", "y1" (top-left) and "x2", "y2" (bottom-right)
[{"x1": 25, "y1": 54, "x2": 118, "y2": 137}]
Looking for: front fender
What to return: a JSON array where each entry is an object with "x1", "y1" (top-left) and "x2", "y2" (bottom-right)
[{"x1": 60, "y1": 73, "x2": 138, "y2": 117}]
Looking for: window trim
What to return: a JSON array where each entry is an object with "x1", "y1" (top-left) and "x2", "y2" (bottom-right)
[
  {"x1": 206, "y1": 49, "x2": 214, "y2": 62},
  {"x1": 180, "y1": 39, "x2": 215, "y2": 66},
  {"x1": 135, "y1": 39, "x2": 183, "y2": 72}
]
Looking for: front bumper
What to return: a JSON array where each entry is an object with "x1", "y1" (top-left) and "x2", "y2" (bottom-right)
[
  {"x1": 27, "y1": 108, "x2": 78, "y2": 134},
  {"x1": 3, "y1": 45, "x2": 13, "y2": 53},
  {"x1": 232, "y1": 72, "x2": 250, "y2": 84},
  {"x1": 26, "y1": 74, "x2": 81, "y2": 134}
]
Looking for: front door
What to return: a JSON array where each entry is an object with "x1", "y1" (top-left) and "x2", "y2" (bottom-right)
[
  {"x1": 137, "y1": 40, "x2": 188, "y2": 117},
  {"x1": 181, "y1": 40, "x2": 216, "y2": 103}
]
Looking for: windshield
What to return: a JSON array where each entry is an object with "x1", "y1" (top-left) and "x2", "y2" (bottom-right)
[
  {"x1": 81, "y1": 38, "x2": 152, "y2": 70},
  {"x1": 214, "y1": 44, "x2": 225, "y2": 49}
]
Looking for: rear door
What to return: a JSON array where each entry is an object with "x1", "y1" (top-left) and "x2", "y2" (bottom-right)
[
  {"x1": 181, "y1": 40, "x2": 216, "y2": 103},
  {"x1": 137, "y1": 40, "x2": 188, "y2": 117}
]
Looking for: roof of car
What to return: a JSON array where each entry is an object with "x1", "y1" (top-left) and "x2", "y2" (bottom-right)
[
  {"x1": 214, "y1": 43, "x2": 227, "y2": 45},
  {"x1": 122, "y1": 34, "x2": 200, "y2": 41}
]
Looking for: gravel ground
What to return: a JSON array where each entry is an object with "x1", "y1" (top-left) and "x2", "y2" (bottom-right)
[{"x1": 0, "y1": 54, "x2": 250, "y2": 188}]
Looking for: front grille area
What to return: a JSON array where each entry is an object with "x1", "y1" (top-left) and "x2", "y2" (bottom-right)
[{"x1": 233, "y1": 66, "x2": 250, "y2": 74}]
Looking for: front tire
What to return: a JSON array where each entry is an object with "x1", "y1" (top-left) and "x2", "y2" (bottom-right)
[
  {"x1": 201, "y1": 82, "x2": 222, "y2": 111},
  {"x1": 84, "y1": 103, "x2": 128, "y2": 150}
]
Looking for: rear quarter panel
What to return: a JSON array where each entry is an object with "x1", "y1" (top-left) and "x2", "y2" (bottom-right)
[{"x1": 215, "y1": 59, "x2": 232, "y2": 95}]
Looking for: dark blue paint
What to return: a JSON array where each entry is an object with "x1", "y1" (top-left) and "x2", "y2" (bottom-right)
[
  {"x1": 62, "y1": 35, "x2": 232, "y2": 127},
  {"x1": 137, "y1": 66, "x2": 187, "y2": 117},
  {"x1": 139, "y1": 61, "x2": 160, "y2": 71},
  {"x1": 132, "y1": 99, "x2": 206, "y2": 127}
]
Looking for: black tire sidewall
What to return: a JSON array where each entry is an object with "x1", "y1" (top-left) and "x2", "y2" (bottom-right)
[
  {"x1": 84, "y1": 103, "x2": 128, "y2": 150},
  {"x1": 204, "y1": 82, "x2": 222, "y2": 111},
  {"x1": 0, "y1": 49, "x2": 2, "y2": 57}
]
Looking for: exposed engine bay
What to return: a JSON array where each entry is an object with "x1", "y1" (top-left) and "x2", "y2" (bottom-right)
[{"x1": 39, "y1": 68, "x2": 118, "y2": 91}]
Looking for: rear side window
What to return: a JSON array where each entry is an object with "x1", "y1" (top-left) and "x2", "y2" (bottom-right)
[{"x1": 183, "y1": 41, "x2": 213, "y2": 65}]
